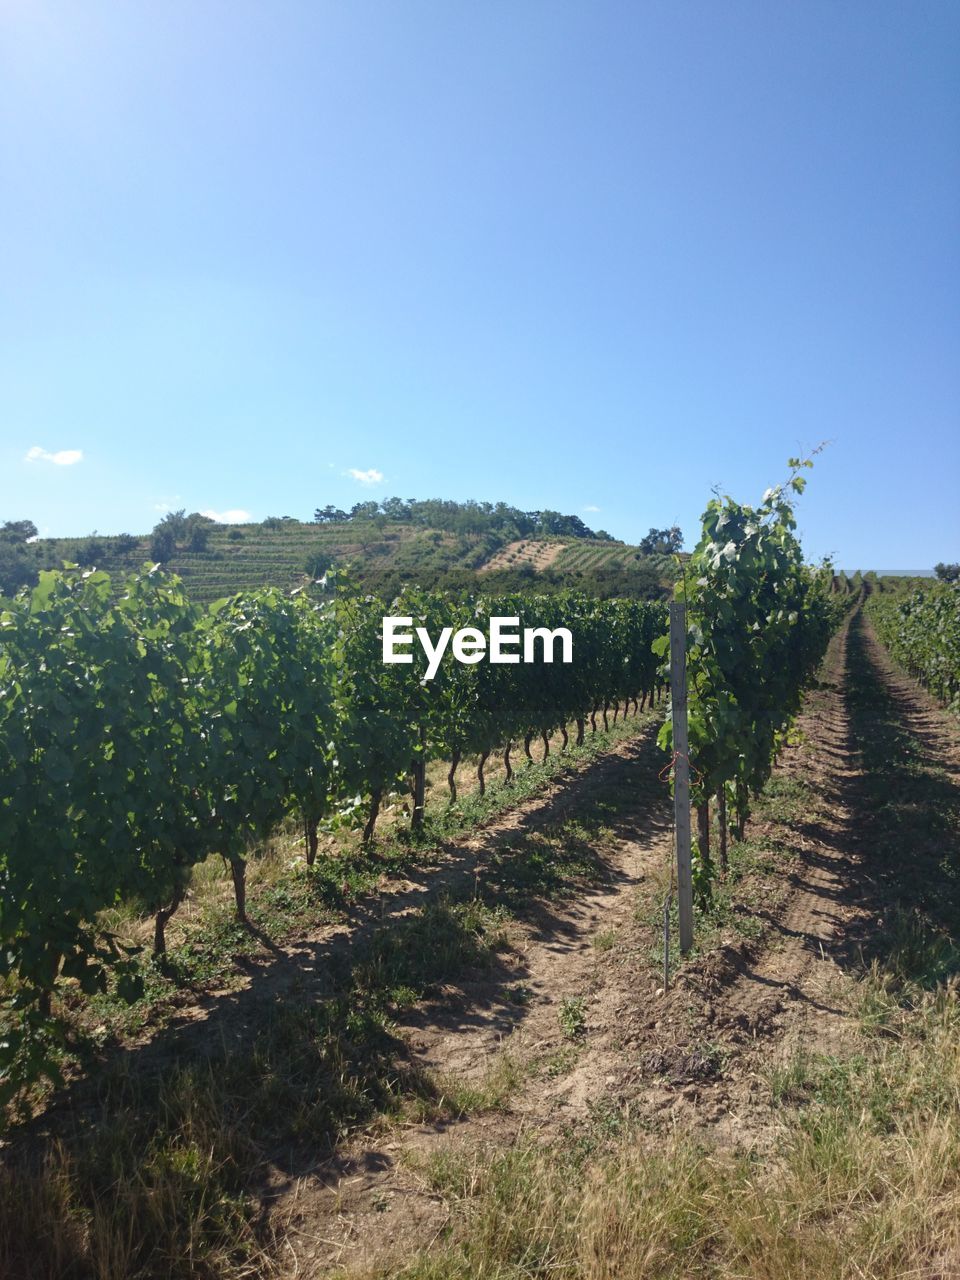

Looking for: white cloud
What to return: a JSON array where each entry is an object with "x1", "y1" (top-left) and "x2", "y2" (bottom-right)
[
  {"x1": 152, "y1": 495, "x2": 182, "y2": 514},
  {"x1": 583, "y1": 504, "x2": 601, "y2": 513},
  {"x1": 24, "y1": 445, "x2": 83, "y2": 466},
  {"x1": 152, "y1": 491, "x2": 184, "y2": 512},
  {"x1": 201, "y1": 508, "x2": 252, "y2": 524},
  {"x1": 345, "y1": 467, "x2": 384, "y2": 486}
]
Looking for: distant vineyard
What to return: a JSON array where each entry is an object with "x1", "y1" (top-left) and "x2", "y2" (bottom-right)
[
  {"x1": 554, "y1": 541, "x2": 655, "y2": 572},
  {"x1": 26, "y1": 522, "x2": 667, "y2": 604},
  {"x1": 867, "y1": 582, "x2": 960, "y2": 715},
  {"x1": 40, "y1": 521, "x2": 481, "y2": 602}
]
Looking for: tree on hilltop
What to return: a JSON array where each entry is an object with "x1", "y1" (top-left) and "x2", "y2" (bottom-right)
[
  {"x1": 0, "y1": 518, "x2": 40, "y2": 596},
  {"x1": 313, "y1": 505, "x2": 349, "y2": 523},
  {"x1": 639, "y1": 526, "x2": 683, "y2": 555},
  {"x1": 1, "y1": 519, "x2": 38, "y2": 544}
]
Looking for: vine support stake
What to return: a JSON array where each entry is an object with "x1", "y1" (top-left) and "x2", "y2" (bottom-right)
[{"x1": 670, "y1": 602, "x2": 694, "y2": 953}]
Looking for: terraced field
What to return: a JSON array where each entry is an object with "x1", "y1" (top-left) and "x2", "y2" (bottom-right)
[
  {"x1": 554, "y1": 539, "x2": 649, "y2": 571},
  {"x1": 34, "y1": 523, "x2": 672, "y2": 602},
  {"x1": 37, "y1": 521, "x2": 493, "y2": 603}
]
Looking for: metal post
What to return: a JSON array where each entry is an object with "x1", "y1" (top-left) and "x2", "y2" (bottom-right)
[{"x1": 670, "y1": 603, "x2": 694, "y2": 953}]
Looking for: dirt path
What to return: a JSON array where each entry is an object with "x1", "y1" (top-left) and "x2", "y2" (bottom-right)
[
  {"x1": 648, "y1": 616, "x2": 869, "y2": 1142},
  {"x1": 277, "y1": 622, "x2": 856, "y2": 1271},
  {"x1": 623, "y1": 607, "x2": 957, "y2": 1142},
  {"x1": 280, "y1": 736, "x2": 677, "y2": 1272},
  {"x1": 279, "y1": 608, "x2": 960, "y2": 1275}
]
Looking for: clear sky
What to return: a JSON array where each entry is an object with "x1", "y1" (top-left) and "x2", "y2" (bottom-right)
[{"x1": 1, "y1": 1, "x2": 958, "y2": 568}]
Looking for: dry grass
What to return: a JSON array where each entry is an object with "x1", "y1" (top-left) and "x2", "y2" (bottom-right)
[
  {"x1": 0, "y1": 1057, "x2": 276, "y2": 1279},
  {"x1": 349, "y1": 971, "x2": 960, "y2": 1280},
  {"x1": 0, "y1": 896, "x2": 517, "y2": 1279}
]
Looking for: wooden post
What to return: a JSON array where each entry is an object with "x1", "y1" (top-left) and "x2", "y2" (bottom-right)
[
  {"x1": 670, "y1": 603, "x2": 694, "y2": 953},
  {"x1": 412, "y1": 725, "x2": 427, "y2": 831}
]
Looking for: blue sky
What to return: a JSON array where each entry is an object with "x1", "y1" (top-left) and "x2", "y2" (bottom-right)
[{"x1": 1, "y1": 1, "x2": 957, "y2": 568}]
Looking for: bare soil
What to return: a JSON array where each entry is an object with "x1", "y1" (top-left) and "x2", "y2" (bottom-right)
[{"x1": 479, "y1": 540, "x2": 566, "y2": 573}]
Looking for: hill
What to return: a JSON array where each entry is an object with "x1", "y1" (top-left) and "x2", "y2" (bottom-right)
[
  {"x1": 36, "y1": 519, "x2": 492, "y2": 603},
  {"x1": 5, "y1": 504, "x2": 681, "y2": 602}
]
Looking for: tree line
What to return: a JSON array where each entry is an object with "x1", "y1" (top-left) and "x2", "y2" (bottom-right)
[{"x1": 312, "y1": 496, "x2": 614, "y2": 540}]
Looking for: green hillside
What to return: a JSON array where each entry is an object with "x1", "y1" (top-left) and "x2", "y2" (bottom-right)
[
  {"x1": 35, "y1": 520, "x2": 493, "y2": 603},
  {"x1": 4, "y1": 503, "x2": 682, "y2": 602}
]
